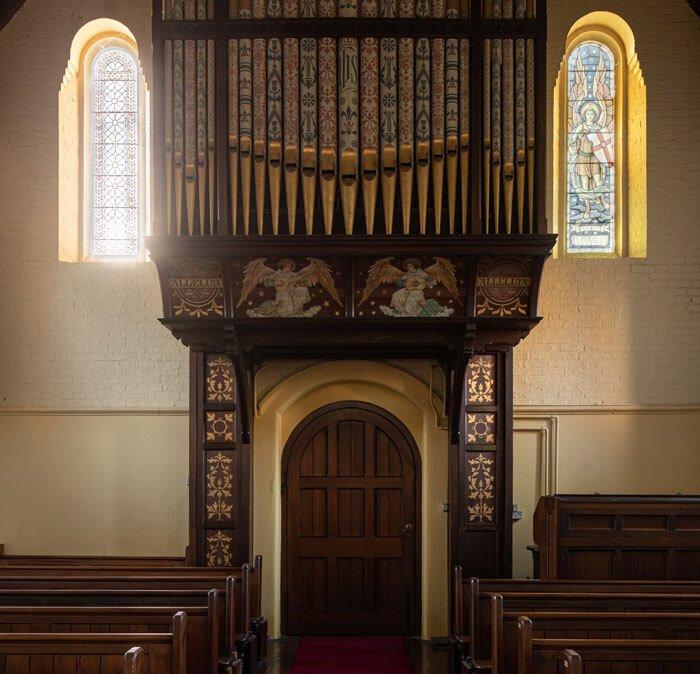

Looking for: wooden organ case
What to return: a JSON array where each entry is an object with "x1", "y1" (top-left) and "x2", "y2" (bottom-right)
[{"x1": 148, "y1": 0, "x2": 555, "y2": 581}]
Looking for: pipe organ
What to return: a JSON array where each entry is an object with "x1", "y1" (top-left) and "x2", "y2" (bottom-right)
[
  {"x1": 153, "y1": 0, "x2": 546, "y2": 238},
  {"x1": 150, "y1": 0, "x2": 554, "y2": 577}
]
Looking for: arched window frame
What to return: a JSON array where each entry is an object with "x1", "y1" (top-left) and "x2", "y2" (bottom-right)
[
  {"x1": 553, "y1": 16, "x2": 647, "y2": 259},
  {"x1": 59, "y1": 21, "x2": 150, "y2": 263},
  {"x1": 82, "y1": 35, "x2": 149, "y2": 261}
]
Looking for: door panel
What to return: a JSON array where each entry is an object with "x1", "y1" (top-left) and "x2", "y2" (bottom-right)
[{"x1": 284, "y1": 403, "x2": 419, "y2": 635}]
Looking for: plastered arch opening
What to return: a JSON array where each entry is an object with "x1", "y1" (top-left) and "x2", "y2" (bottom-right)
[{"x1": 252, "y1": 360, "x2": 449, "y2": 639}]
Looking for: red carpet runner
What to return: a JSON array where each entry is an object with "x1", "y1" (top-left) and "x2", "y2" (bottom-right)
[{"x1": 291, "y1": 636, "x2": 414, "y2": 674}]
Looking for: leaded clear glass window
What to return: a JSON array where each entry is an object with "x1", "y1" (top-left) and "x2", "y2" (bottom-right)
[
  {"x1": 566, "y1": 41, "x2": 616, "y2": 254},
  {"x1": 90, "y1": 47, "x2": 140, "y2": 258}
]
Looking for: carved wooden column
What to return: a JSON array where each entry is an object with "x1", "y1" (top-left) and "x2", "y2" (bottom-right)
[
  {"x1": 188, "y1": 351, "x2": 251, "y2": 566},
  {"x1": 451, "y1": 347, "x2": 513, "y2": 578}
]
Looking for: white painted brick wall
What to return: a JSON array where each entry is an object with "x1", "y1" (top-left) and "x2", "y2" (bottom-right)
[
  {"x1": 0, "y1": 0, "x2": 698, "y2": 409},
  {"x1": 514, "y1": 0, "x2": 700, "y2": 406}
]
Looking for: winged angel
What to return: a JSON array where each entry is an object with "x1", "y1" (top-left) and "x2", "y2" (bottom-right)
[
  {"x1": 568, "y1": 46, "x2": 615, "y2": 221},
  {"x1": 358, "y1": 257, "x2": 462, "y2": 318},
  {"x1": 236, "y1": 258, "x2": 343, "y2": 318}
]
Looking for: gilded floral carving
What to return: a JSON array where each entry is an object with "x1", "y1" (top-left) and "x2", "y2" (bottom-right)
[
  {"x1": 206, "y1": 451, "x2": 234, "y2": 520},
  {"x1": 467, "y1": 413, "x2": 496, "y2": 444},
  {"x1": 467, "y1": 452, "x2": 495, "y2": 523},
  {"x1": 205, "y1": 355, "x2": 235, "y2": 403},
  {"x1": 467, "y1": 355, "x2": 496, "y2": 404},
  {"x1": 206, "y1": 412, "x2": 234, "y2": 442},
  {"x1": 206, "y1": 530, "x2": 234, "y2": 566}
]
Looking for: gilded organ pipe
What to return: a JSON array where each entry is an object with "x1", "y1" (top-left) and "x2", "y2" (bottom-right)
[
  {"x1": 445, "y1": 0, "x2": 459, "y2": 234},
  {"x1": 300, "y1": 0, "x2": 317, "y2": 235},
  {"x1": 431, "y1": 0, "x2": 446, "y2": 234},
  {"x1": 415, "y1": 0, "x2": 431, "y2": 235},
  {"x1": 267, "y1": 0, "x2": 283, "y2": 234},
  {"x1": 515, "y1": 0, "x2": 526, "y2": 232},
  {"x1": 283, "y1": 0, "x2": 300, "y2": 234},
  {"x1": 339, "y1": 0, "x2": 359, "y2": 235},
  {"x1": 228, "y1": 37, "x2": 239, "y2": 234},
  {"x1": 239, "y1": 0, "x2": 253, "y2": 234},
  {"x1": 196, "y1": 0, "x2": 207, "y2": 234},
  {"x1": 379, "y1": 0, "x2": 398, "y2": 234},
  {"x1": 360, "y1": 0, "x2": 379, "y2": 235},
  {"x1": 319, "y1": 0, "x2": 337, "y2": 234},
  {"x1": 398, "y1": 0, "x2": 414, "y2": 234},
  {"x1": 459, "y1": 39, "x2": 470, "y2": 233},
  {"x1": 253, "y1": 0, "x2": 267, "y2": 235}
]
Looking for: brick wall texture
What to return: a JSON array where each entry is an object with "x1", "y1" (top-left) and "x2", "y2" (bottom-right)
[{"x1": 0, "y1": 0, "x2": 698, "y2": 409}]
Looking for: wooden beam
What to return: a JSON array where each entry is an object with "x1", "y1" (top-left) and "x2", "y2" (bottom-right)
[{"x1": 0, "y1": 0, "x2": 26, "y2": 32}]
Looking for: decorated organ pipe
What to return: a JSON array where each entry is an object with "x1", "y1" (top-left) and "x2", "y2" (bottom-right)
[
  {"x1": 415, "y1": 0, "x2": 430, "y2": 235},
  {"x1": 380, "y1": 0, "x2": 397, "y2": 234},
  {"x1": 228, "y1": 30, "x2": 239, "y2": 234},
  {"x1": 338, "y1": 0, "x2": 359, "y2": 235},
  {"x1": 300, "y1": 0, "x2": 317, "y2": 235},
  {"x1": 283, "y1": 0, "x2": 300, "y2": 234},
  {"x1": 238, "y1": 0, "x2": 252, "y2": 234},
  {"x1": 319, "y1": 0, "x2": 338, "y2": 234},
  {"x1": 360, "y1": 0, "x2": 379, "y2": 235},
  {"x1": 398, "y1": 0, "x2": 414, "y2": 234},
  {"x1": 252, "y1": 0, "x2": 267, "y2": 235},
  {"x1": 445, "y1": 0, "x2": 459, "y2": 234},
  {"x1": 267, "y1": 0, "x2": 283, "y2": 235},
  {"x1": 155, "y1": 0, "x2": 544, "y2": 237}
]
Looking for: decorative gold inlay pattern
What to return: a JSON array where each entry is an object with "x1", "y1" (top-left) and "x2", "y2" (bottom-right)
[
  {"x1": 476, "y1": 257, "x2": 532, "y2": 317},
  {"x1": 206, "y1": 412, "x2": 234, "y2": 442},
  {"x1": 467, "y1": 413, "x2": 496, "y2": 444},
  {"x1": 205, "y1": 355, "x2": 235, "y2": 403},
  {"x1": 206, "y1": 451, "x2": 234, "y2": 520},
  {"x1": 206, "y1": 530, "x2": 234, "y2": 566},
  {"x1": 467, "y1": 452, "x2": 495, "y2": 523},
  {"x1": 467, "y1": 355, "x2": 496, "y2": 404},
  {"x1": 169, "y1": 259, "x2": 224, "y2": 318}
]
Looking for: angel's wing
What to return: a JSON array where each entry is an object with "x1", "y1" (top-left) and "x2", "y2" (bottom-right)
[
  {"x1": 236, "y1": 258, "x2": 275, "y2": 308},
  {"x1": 297, "y1": 258, "x2": 344, "y2": 308},
  {"x1": 425, "y1": 257, "x2": 463, "y2": 306},
  {"x1": 357, "y1": 257, "x2": 403, "y2": 307},
  {"x1": 593, "y1": 49, "x2": 612, "y2": 129},
  {"x1": 568, "y1": 51, "x2": 587, "y2": 133}
]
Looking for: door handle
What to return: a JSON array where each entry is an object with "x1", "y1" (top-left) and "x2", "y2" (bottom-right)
[{"x1": 401, "y1": 523, "x2": 413, "y2": 536}]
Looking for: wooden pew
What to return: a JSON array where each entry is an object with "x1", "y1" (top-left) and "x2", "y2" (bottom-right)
[
  {"x1": 0, "y1": 597, "x2": 219, "y2": 674},
  {"x1": 493, "y1": 595, "x2": 700, "y2": 671},
  {"x1": 0, "y1": 562, "x2": 264, "y2": 642},
  {"x1": 125, "y1": 647, "x2": 145, "y2": 674},
  {"x1": 451, "y1": 569, "x2": 700, "y2": 672},
  {"x1": 0, "y1": 611, "x2": 187, "y2": 674},
  {"x1": 0, "y1": 586, "x2": 251, "y2": 674},
  {"x1": 516, "y1": 616, "x2": 700, "y2": 674},
  {"x1": 533, "y1": 494, "x2": 700, "y2": 581},
  {"x1": 251, "y1": 555, "x2": 267, "y2": 663}
]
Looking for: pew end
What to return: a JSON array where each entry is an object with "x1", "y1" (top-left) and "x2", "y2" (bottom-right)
[{"x1": 124, "y1": 646, "x2": 145, "y2": 674}]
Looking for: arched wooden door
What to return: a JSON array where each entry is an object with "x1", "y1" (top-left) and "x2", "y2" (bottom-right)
[{"x1": 282, "y1": 402, "x2": 421, "y2": 635}]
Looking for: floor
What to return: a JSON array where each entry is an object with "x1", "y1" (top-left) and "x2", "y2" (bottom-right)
[{"x1": 259, "y1": 637, "x2": 449, "y2": 674}]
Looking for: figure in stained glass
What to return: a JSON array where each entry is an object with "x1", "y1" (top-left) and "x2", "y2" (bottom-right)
[{"x1": 567, "y1": 42, "x2": 615, "y2": 253}]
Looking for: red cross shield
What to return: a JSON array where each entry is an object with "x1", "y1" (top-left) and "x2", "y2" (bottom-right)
[{"x1": 587, "y1": 130, "x2": 614, "y2": 168}]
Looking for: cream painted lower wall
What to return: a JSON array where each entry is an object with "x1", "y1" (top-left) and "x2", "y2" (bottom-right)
[
  {"x1": 512, "y1": 407, "x2": 700, "y2": 578},
  {"x1": 0, "y1": 412, "x2": 189, "y2": 557},
  {"x1": 1, "y1": 403, "x2": 699, "y2": 636}
]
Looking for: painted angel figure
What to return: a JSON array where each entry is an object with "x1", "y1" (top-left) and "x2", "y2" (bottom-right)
[
  {"x1": 236, "y1": 258, "x2": 343, "y2": 318},
  {"x1": 568, "y1": 46, "x2": 615, "y2": 221},
  {"x1": 358, "y1": 257, "x2": 462, "y2": 318}
]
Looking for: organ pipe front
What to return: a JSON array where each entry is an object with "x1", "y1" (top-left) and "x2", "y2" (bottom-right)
[{"x1": 153, "y1": 0, "x2": 547, "y2": 237}]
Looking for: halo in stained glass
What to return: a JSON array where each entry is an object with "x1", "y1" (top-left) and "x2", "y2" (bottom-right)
[
  {"x1": 566, "y1": 41, "x2": 616, "y2": 254},
  {"x1": 91, "y1": 47, "x2": 140, "y2": 258}
]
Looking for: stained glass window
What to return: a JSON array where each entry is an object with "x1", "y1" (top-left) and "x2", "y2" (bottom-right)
[
  {"x1": 566, "y1": 41, "x2": 616, "y2": 254},
  {"x1": 90, "y1": 47, "x2": 140, "y2": 258}
]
